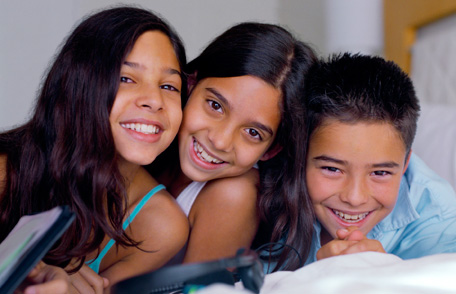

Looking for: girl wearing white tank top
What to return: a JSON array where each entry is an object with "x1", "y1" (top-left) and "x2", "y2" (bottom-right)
[{"x1": 150, "y1": 22, "x2": 316, "y2": 271}]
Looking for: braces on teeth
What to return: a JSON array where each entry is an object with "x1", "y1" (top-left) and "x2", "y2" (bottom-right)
[{"x1": 193, "y1": 140, "x2": 223, "y2": 164}]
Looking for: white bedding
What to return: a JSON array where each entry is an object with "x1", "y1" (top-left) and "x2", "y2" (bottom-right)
[{"x1": 198, "y1": 252, "x2": 456, "y2": 293}]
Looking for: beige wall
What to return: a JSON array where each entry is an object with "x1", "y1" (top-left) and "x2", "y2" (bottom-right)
[{"x1": 1, "y1": 0, "x2": 378, "y2": 130}]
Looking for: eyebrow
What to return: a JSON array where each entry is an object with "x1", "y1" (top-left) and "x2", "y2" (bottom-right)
[
  {"x1": 206, "y1": 87, "x2": 274, "y2": 136},
  {"x1": 312, "y1": 155, "x2": 400, "y2": 168},
  {"x1": 123, "y1": 61, "x2": 181, "y2": 76},
  {"x1": 312, "y1": 155, "x2": 347, "y2": 165},
  {"x1": 371, "y1": 161, "x2": 401, "y2": 168}
]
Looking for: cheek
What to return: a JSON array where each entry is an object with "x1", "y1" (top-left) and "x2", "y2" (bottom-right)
[
  {"x1": 169, "y1": 102, "x2": 183, "y2": 131},
  {"x1": 306, "y1": 169, "x2": 335, "y2": 203},
  {"x1": 180, "y1": 102, "x2": 204, "y2": 133},
  {"x1": 109, "y1": 92, "x2": 130, "y2": 125},
  {"x1": 179, "y1": 115, "x2": 201, "y2": 137},
  {"x1": 373, "y1": 181, "x2": 400, "y2": 209},
  {"x1": 109, "y1": 100, "x2": 121, "y2": 123},
  {"x1": 235, "y1": 145, "x2": 267, "y2": 168}
]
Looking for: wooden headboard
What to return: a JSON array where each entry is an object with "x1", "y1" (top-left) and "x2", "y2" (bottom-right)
[{"x1": 384, "y1": 0, "x2": 456, "y2": 73}]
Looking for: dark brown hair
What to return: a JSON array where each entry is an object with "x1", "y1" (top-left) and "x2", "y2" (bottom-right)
[
  {"x1": 0, "y1": 6, "x2": 186, "y2": 269},
  {"x1": 305, "y1": 53, "x2": 420, "y2": 156},
  {"x1": 151, "y1": 22, "x2": 317, "y2": 271}
]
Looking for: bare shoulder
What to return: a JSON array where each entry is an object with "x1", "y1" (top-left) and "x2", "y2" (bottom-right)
[
  {"x1": 128, "y1": 167, "x2": 189, "y2": 247},
  {"x1": 99, "y1": 167, "x2": 188, "y2": 281},
  {"x1": 97, "y1": 167, "x2": 189, "y2": 283},
  {"x1": 183, "y1": 169, "x2": 260, "y2": 262},
  {"x1": 193, "y1": 168, "x2": 259, "y2": 212},
  {"x1": 135, "y1": 168, "x2": 184, "y2": 217}
]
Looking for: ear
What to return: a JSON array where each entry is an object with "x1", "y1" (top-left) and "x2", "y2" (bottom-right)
[
  {"x1": 259, "y1": 144, "x2": 283, "y2": 161},
  {"x1": 402, "y1": 149, "x2": 412, "y2": 174}
]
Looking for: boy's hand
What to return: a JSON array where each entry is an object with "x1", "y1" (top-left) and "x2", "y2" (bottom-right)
[{"x1": 316, "y1": 226, "x2": 385, "y2": 260}]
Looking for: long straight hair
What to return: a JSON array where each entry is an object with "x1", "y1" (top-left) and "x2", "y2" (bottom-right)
[
  {"x1": 0, "y1": 6, "x2": 186, "y2": 269},
  {"x1": 153, "y1": 22, "x2": 316, "y2": 271}
]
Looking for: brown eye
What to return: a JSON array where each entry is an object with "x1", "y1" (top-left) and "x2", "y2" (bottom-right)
[
  {"x1": 208, "y1": 100, "x2": 222, "y2": 112},
  {"x1": 373, "y1": 171, "x2": 390, "y2": 176},
  {"x1": 160, "y1": 84, "x2": 180, "y2": 93},
  {"x1": 120, "y1": 76, "x2": 134, "y2": 83},
  {"x1": 246, "y1": 128, "x2": 262, "y2": 141},
  {"x1": 322, "y1": 166, "x2": 340, "y2": 173}
]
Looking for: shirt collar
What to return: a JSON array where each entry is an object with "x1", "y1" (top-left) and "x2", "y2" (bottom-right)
[{"x1": 305, "y1": 221, "x2": 322, "y2": 265}]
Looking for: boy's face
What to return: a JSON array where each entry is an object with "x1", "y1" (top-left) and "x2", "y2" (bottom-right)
[{"x1": 306, "y1": 119, "x2": 410, "y2": 240}]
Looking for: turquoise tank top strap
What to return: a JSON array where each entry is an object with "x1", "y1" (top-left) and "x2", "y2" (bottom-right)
[
  {"x1": 123, "y1": 184, "x2": 165, "y2": 229},
  {"x1": 86, "y1": 184, "x2": 166, "y2": 273}
]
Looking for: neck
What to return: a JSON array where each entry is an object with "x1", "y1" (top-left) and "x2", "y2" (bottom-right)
[
  {"x1": 167, "y1": 167, "x2": 193, "y2": 199},
  {"x1": 117, "y1": 158, "x2": 141, "y2": 188}
]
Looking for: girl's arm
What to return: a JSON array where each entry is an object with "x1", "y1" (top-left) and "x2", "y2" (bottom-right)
[
  {"x1": 183, "y1": 169, "x2": 259, "y2": 263},
  {"x1": 86, "y1": 168, "x2": 189, "y2": 293},
  {"x1": 100, "y1": 190, "x2": 189, "y2": 292}
]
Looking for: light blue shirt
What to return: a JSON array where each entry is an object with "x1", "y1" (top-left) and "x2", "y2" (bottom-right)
[{"x1": 305, "y1": 153, "x2": 456, "y2": 265}]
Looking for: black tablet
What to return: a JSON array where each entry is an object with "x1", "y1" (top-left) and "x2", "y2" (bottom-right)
[{"x1": 0, "y1": 206, "x2": 75, "y2": 294}]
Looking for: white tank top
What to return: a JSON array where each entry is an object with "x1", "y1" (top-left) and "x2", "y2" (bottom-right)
[
  {"x1": 165, "y1": 181, "x2": 207, "y2": 265},
  {"x1": 175, "y1": 181, "x2": 207, "y2": 216}
]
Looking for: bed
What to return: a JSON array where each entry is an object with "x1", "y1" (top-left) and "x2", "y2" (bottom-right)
[
  {"x1": 196, "y1": 1, "x2": 456, "y2": 293},
  {"x1": 198, "y1": 252, "x2": 456, "y2": 293}
]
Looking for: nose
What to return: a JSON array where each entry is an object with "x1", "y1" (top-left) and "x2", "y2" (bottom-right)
[
  {"x1": 207, "y1": 122, "x2": 234, "y2": 153},
  {"x1": 340, "y1": 176, "x2": 369, "y2": 207},
  {"x1": 135, "y1": 85, "x2": 164, "y2": 112}
]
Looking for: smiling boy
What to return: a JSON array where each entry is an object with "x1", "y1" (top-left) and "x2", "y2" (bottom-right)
[{"x1": 303, "y1": 53, "x2": 456, "y2": 264}]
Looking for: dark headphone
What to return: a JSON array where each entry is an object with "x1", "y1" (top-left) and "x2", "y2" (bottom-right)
[{"x1": 111, "y1": 248, "x2": 264, "y2": 294}]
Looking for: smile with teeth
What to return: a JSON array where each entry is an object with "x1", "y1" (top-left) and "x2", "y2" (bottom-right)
[
  {"x1": 193, "y1": 140, "x2": 224, "y2": 164},
  {"x1": 121, "y1": 123, "x2": 160, "y2": 135},
  {"x1": 333, "y1": 209, "x2": 369, "y2": 223}
]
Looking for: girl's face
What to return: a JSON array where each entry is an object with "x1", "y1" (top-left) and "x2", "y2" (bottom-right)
[
  {"x1": 178, "y1": 76, "x2": 281, "y2": 182},
  {"x1": 110, "y1": 31, "x2": 183, "y2": 167}
]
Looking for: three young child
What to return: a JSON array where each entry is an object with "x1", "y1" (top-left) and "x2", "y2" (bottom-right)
[{"x1": 2, "y1": 7, "x2": 456, "y2": 294}]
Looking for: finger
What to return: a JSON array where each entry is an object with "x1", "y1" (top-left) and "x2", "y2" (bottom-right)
[
  {"x1": 27, "y1": 262, "x2": 46, "y2": 278},
  {"x1": 78, "y1": 265, "x2": 106, "y2": 293},
  {"x1": 340, "y1": 239, "x2": 386, "y2": 255},
  {"x1": 69, "y1": 284, "x2": 80, "y2": 294},
  {"x1": 336, "y1": 228, "x2": 350, "y2": 240},
  {"x1": 103, "y1": 277, "x2": 109, "y2": 288},
  {"x1": 24, "y1": 279, "x2": 69, "y2": 294},
  {"x1": 336, "y1": 226, "x2": 360, "y2": 240},
  {"x1": 69, "y1": 272, "x2": 95, "y2": 294},
  {"x1": 316, "y1": 240, "x2": 358, "y2": 260},
  {"x1": 345, "y1": 230, "x2": 366, "y2": 241},
  {"x1": 24, "y1": 264, "x2": 70, "y2": 294}
]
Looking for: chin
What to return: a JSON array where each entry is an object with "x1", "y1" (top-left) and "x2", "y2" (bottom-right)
[
  {"x1": 181, "y1": 166, "x2": 210, "y2": 182},
  {"x1": 126, "y1": 154, "x2": 158, "y2": 166}
]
